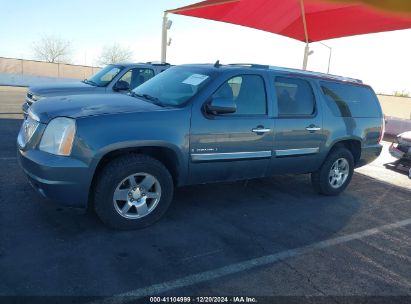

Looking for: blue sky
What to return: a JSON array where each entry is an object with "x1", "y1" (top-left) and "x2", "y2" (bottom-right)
[
  {"x1": 0, "y1": 0, "x2": 193, "y2": 59},
  {"x1": 1, "y1": 0, "x2": 411, "y2": 94}
]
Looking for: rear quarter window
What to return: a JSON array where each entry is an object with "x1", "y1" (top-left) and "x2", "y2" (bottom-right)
[{"x1": 320, "y1": 81, "x2": 381, "y2": 118}]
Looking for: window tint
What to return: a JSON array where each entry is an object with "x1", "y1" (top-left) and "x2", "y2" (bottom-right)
[
  {"x1": 119, "y1": 70, "x2": 132, "y2": 85},
  {"x1": 88, "y1": 65, "x2": 123, "y2": 87},
  {"x1": 119, "y1": 68, "x2": 155, "y2": 90},
  {"x1": 320, "y1": 82, "x2": 381, "y2": 118},
  {"x1": 213, "y1": 75, "x2": 267, "y2": 115},
  {"x1": 275, "y1": 77, "x2": 315, "y2": 116}
]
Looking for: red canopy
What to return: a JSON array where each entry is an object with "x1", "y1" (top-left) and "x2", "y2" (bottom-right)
[{"x1": 167, "y1": 0, "x2": 411, "y2": 43}]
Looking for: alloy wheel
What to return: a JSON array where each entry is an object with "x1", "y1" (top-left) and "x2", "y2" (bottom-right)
[
  {"x1": 113, "y1": 173, "x2": 161, "y2": 219},
  {"x1": 328, "y1": 158, "x2": 349, "y2": 189}
]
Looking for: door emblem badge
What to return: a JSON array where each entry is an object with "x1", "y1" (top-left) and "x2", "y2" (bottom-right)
[{"x1": 194, "y1": 148, "x2": 218, "y2": 153}]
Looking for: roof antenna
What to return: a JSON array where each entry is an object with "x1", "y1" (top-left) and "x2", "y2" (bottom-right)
[{"x1": 214, "y1": 60, "x2": 221, "y2": 68}]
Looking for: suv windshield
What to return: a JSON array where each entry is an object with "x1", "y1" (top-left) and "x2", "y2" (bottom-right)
[
  {"x1": 132, "y1": 67, "x2": 212, "y2": 107},
  {"x1": 85, "y1": 65, "x2": 123, "y2": 87}
]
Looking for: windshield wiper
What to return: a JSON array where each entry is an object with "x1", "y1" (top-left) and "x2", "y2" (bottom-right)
[
  {"x1": 129, "y1": 92, "x2": 165, "y2": 107},
  {"x1": 83, "y1": 79, "x2": 98, "y2": 86}
]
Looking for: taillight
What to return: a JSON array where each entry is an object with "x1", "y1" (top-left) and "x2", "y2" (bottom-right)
[{"x1": 378, "y1": 116, "x2": 385, "y2": 143}]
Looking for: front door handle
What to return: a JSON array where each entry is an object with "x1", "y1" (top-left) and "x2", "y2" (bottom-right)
[
  {"x1": 306, "y1": 124, "x2": 321, "y2": 132},
  {"x1": 252, "y1": 127, "x2": 271, "y2": 134}
]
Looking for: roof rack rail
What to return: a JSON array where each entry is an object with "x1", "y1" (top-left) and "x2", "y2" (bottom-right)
[
  {"x1": 146, "y1": 61, "x2": 170, "y2": 66},
  {"x1": 228, "y1": 63, "x2": 269, "y2": 69},
  {"x1": 269, "y1": 65, "x2": 363, "y2": 84},
  {"x1": 210, "y1": 62, "x2": 362, "y2": 84}
]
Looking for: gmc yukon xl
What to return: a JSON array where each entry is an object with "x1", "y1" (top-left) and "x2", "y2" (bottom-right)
[{"x1": 17, "y1": 63, "x2": 384, "y2": 229}]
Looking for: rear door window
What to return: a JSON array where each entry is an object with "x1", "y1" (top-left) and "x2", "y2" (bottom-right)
[
  {"x1": 274, "y1": 77, "x2": 315, "y2": 116},
  {"x1": 320, "y1": 82, "x2": 380, "y2": 117}
]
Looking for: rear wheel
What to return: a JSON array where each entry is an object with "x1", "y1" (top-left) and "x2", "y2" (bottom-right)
[
  {"x1": 311, "y1": 147, "x2": 354, "y2": 196},
  {"x1": 94, "y1": 154, "x2": 174, "y2": 230}
]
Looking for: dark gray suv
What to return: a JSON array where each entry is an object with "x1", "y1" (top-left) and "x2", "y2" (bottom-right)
[
  {"x1": 22, "y1": 62, "x2": 171, "y2": 117},
  {"x1": 17, "y1": 63, "x2": 384, "y2": 229}
]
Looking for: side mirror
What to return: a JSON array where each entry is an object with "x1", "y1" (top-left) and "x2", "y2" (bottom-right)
[
  {"x1": 113, "y1": 80, "x2": 130, "y2": 91},
  {"x1": 206, "y1": 97, "x2": 236, "y2": 114}
]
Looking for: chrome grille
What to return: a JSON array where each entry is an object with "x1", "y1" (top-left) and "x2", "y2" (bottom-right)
[{"x1": 26, "y1": 92, "x2": 34, "y2": 105}]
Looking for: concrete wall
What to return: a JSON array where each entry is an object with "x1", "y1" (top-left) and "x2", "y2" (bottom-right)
[
  {"x1": 0, "y1": 57, "x2": 102, "y2": 87},
  {"x1": 385, "y1": 116, "x2": 411, "y2": 136},
  {"x1": 0, "y1": 72, "x2": 78, "y2": 87},
  {"x1": 377, "y1": 95, "x2": 411, "y2": 136},
  {"x1": 0, "y1": 57, "x2": 100, "y2": 80},
  {"x1": 378, "y1": 95, "x2": 411, "y2": 120}
]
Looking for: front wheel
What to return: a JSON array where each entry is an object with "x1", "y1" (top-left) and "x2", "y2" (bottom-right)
[
  {"x1": 94, "y1": 154, "x2": 174, "y2": 230},
  {"x1": 311, "y1": 147, "x2": 354, "y2": 196}
]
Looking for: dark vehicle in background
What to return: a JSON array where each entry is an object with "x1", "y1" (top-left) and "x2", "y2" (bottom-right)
[
  {"x1": 17, "y1": 63, "x2": 384, "y2": 229},
  {"x1": 22, "y1": 62, "x2": 171, "y2": 117}
]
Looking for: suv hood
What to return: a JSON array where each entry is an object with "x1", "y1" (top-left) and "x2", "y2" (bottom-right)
[
  {"x1": 29, "y1": 81, "x2": 98, "y2": 96},
  {"x1": 30, "y1": 94, "x2": 165, "y2": 123}
]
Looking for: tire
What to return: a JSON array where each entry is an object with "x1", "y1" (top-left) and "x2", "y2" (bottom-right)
[
  {"x1": 311, "y1": 147, "x2": 354, "y2": 196},
  {"x1": 94, "y1": 154, "x2": 174, "y2": 230}
]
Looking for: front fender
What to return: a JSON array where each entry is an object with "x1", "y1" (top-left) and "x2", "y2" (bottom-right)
[
  {"x1": 72, "y1": 109, "x2": 191, "y2": 188},
  {"x1": 89, "y1": 140, "x2": 187, "y2": 183}
]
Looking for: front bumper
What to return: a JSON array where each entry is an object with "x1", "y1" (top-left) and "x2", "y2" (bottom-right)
[
  {"x1": 389, "y1": 143, "x2": 405, "y2": 159},
  {"x1": 389, "y1": 143, "x2": 411, "y2": 161},
  {"x1": 17, "y1": 148, "x2": 92, "y2": 207}
]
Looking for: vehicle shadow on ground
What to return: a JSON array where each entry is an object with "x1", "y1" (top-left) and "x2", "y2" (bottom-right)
[
  {"x1": 384, "y1": 160, "x2": 410, "y2": 178},
  {"x1": 1, "y1": 162, "x2": 365, "y2": 296}
]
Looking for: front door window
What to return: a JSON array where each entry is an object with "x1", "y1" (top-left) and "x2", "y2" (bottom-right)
[{"x1": 118, "y1": 68, "x2": 155, "y2": 90}]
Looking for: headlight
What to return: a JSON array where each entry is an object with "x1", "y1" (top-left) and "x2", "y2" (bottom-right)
[
  {"x1": 27, "y1": 91, "x2": 44, "y2": 102},
  {"x1": 39, "y1": 117, "x2": 76, "y2": 156},
  {"x1": 18, "y1": 115, "x2": 39, "y2": 146},
  {"x1": 31, "y1": 94, "x2": 44, "y2": 102}
]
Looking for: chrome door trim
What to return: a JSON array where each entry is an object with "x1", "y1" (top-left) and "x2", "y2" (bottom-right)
[
  {"x1": 191, "y1": 151, "x2": 272, "y2": 162},
  {"x1": 275, "y1": 147, "x2": 319, "y2": 157},
  {"x1": 252, "y1": 128, "x2": 271, "y2": 133},
  {"x1": 305, "y1": 127, "x2": 321, "y2": 132}
]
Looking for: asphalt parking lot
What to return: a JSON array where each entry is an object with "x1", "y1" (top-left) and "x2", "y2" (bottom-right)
[{"x1": 0, "y1": 86, "x2": 410, "y2": 302}]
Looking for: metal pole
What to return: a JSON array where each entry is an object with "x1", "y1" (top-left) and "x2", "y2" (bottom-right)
[
  {"x1": 319, "y1": 42, "x2": 332, "y2": 73},
  {"x1": 302, "y1": 43, "x2": 309, "y2": 70},
  {"x1": 300, "y1": 0, "x2": 309, "y2": 70},
  {"x1": 161, "y1": 12, "x2": 168, "y2": 63},
  {"x1": 327, "y1": 49, "x2": 332, "y2": 74}
]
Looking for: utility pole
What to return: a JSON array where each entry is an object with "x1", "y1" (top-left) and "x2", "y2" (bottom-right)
[
  {"x1": 302, "y1": 43, "x2": 310, "y2": 70},
  {"x1": 300, "y1": 0, "x2": 310, "y2": 70},
  {"x1": 161, "y1": 12, "x2": 173, "y2": 63},
  {"x1": 302, "y1": 44, "x2": 314, "y2": 71}
]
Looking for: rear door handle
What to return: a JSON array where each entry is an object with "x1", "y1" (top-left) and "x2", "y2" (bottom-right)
[
  {"x1": 306, "y1": 124, "x2": 321, "y2": 132},
  {"x1": 252, "y1": 127, "x2": 271, "y2": 134}
]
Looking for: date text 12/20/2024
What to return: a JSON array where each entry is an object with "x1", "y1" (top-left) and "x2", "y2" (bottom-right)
[{"x1": 150, "y1": 297, "x2": 258, "y2": 303}]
